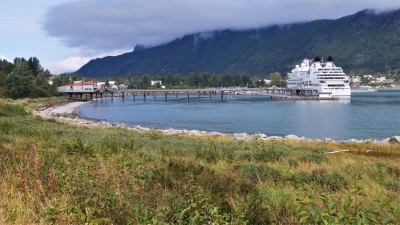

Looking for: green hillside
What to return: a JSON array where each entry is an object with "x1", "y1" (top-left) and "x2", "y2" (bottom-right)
[{"x1": 76, "y1": 9, "x2": 400, "y2": 78}]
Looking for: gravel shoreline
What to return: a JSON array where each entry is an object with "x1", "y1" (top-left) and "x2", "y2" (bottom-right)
[{"x1": 32, "y1": 100, "x2": 399, "y2": 144}]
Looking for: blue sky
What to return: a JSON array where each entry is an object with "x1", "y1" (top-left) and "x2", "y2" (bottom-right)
[{"x1": 1, "y1": 0, "x2": 400, "y2": 75}]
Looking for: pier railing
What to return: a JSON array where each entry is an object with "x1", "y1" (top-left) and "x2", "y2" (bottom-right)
[{"x1": 85, "y1": 87, "x2": 331, "y2": 101}]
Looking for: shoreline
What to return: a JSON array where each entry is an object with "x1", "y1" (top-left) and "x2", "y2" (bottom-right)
[{"x1": 32, "y1": 100, "x2": 399, "y2": 144}]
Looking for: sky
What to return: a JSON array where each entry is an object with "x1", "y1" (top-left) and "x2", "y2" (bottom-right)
[{"x1": 1, "y1": 0, "x2": 400, "y2": 75}]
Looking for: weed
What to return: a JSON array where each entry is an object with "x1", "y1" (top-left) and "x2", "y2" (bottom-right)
[
  {"x1": 148, "y1": 131, "x2": 164, "y2": 140},
  {"x1": 386, "y1": 165, "x2": 400, "y2": 178},
  {"x1": 62, "y1": 138, "x2": 94, "y2": 157},
  {"x1": 384, "y1": 180, "x2": 400, "y2": 193},
  {"x1": 0, "y1": 103, "x2": 27, "y2": 117},
  {"x1": 300, "y1": 148, "x2": 327, "y2": 165},
  {"x1": 297, "y1": 189, "x2": 397, "y2": 224},
  {"x1": 0, "y1": 118, "x2": 13, "y2": 138},
  {"x1": 239, "y1": 163, "x2": 282, "y2": 183},
  {"x1": 288, "y1": 158, "x2": 299, "y2": 168},
  {"x1": 318, "y1": 172, "x2": 348, "y2": 191},
  {"x1": 254, "y1": 141, "x2": 288, "y2": 162}
]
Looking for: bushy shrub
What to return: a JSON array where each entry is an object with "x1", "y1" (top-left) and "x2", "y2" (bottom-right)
[
  {"x1": 239, "y1": 163, "x2": 282, "y2": 183},
  {"x1": 289, "y1": 170, "x2": 347, "y2": 191},
  {"x1": 254, "y1": 141, "x2": 288, "y2": 162},
  {"x1": 0, "y1": 103, "x2": 27, "y2": 117},
  {"x1": 318, "y1": 172, "x2": 348, "y2": 191},
  {"x1": 62, "y1": 138, "x2": 94, "y2": 157},
  {"x1": 299, "y1": 152, "x2": 327, "y2": 164}
]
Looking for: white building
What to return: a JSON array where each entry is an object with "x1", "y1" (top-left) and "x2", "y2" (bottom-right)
[
  {"x1": 376, "y1": 77, "x2": 386, "y2": 82},
  {"x1": 351, "y1": 76, "x2": 361, "y2": 83},
  {"x1": 151, "y1": 80, "x2": 162, "y2": 86}
]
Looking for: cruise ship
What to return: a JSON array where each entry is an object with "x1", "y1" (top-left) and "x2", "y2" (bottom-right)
[
  {"x1": 287, "y1": 58, "x2": 310, "y2": 88},
  {"x1": 287, "y1": 56, "x2": 351, "y2": 98}
]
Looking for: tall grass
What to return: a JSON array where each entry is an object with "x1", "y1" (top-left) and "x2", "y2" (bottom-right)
[{"x1": 0, "y1": 100, "x2": 399, "y2": 224}]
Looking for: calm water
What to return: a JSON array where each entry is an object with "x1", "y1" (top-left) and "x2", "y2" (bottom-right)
[{"x1": 78, "y1": 92, "x2": 400, "y2": 140}]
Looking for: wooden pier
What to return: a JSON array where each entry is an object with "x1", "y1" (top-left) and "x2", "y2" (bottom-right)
[{"x1": 75, "y1": 87, "x2": 338, "y2": 102}]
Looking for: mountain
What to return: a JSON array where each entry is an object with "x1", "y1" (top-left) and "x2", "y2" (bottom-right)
[{"x1": 76, "y1": 9, "x2": 400, "y2": 78}]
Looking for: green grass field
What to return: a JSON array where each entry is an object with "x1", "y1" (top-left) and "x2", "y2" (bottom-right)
[{"x1": 0, "y1": 98, "x2": 399, "y2": 224}]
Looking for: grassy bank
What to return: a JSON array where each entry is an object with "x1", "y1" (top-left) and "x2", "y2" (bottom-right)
[{"x1": 0, "y1": 99, "x2": 399, "y2": 224}]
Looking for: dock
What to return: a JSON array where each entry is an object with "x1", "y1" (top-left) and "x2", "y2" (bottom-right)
[{"x1": 61, "y1": 87, "x2": 339, "y2": 102}]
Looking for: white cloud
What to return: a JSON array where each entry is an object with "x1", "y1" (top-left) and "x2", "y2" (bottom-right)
[
  {"x1": 43, "y1": 49, "x2": 128, "y2": 74},
  {"x1": 43, "y1": 56, "x2": 90, "y2": 75},
  {"x1": 0, "y1": 55, "x2": 11, "y2": 62},
  {"x1": 42, "y1": 0, "x2": 400, "y2": 55},
  {"x1": 37, "y1": 0, "x2": 400, "y2": 74}
]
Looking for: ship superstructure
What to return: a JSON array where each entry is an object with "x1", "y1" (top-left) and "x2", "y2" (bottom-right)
[
  {"x1": 303, "y1": 56, "x2": 351, "y2": 98},
  {"x1": 287, "y1": 59, "x2": 310, "y2": 88}
]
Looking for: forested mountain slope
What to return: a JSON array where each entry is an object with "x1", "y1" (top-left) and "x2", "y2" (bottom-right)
[{"x1": 76, "y1": 9, "x2": 400, "y2": 77}]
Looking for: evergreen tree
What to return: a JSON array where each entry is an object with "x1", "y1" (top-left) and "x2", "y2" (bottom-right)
[
  {"x1": 0, "y1": 59, "x2": 13, "y2": 75},
  {"x1": 165, "y1": 73, "x2": 175, "y2": 86},
  {"x1": 35, "y1": 73, "x2": 47, "y2": 89},
  {"x1": 234, "y1": 75, "x2": 243, "y2": 86},
  {"x1": 222, "y1": 73, "x2": 233, "y2": 87},
  {"x1": 211, "y1": 73, "x2": 220, "y2": 87},
  {"x1": 27, "y1": 57, "x2": 43, "y2": 77},
  {"x1": 174, "y1": 75, "x2": 182, "y2": 86},
  {"x1": 200, "y1": 72, "x2": 210, "y2": 87},
  {"x1": 4, "y1": 61, "x2": 34, "y2": 99},
  {"x1": 185, "y1": 72, "x2": 195, "y2": 87},
  {"x1": 51, "y1": 76, "x2": 62, "y2": 89},
  {"x1": 13, "y1": 57, "x2": 27, "y2": 65},
  {"x1": 141, "y1": 74, "x2": 150, "y2": 88}
]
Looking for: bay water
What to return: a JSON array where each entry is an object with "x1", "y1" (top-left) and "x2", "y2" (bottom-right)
[{"x1": 78, "y1": 92, "x2": 400, "y2": 140}]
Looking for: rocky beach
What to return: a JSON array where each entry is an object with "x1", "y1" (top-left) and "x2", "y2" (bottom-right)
[{"x1": 33, "y1": 100, "x2": 400, "y2": 144}]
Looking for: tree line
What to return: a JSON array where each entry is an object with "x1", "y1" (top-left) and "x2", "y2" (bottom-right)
[
  {"x1": 0, "y1": 57, "x2": 62, "y2": 99},
  {"x1": 2, "y1": 56, "x2": 398, "y2": 100},
  {"x1": 0, "y1": 56, "x2": 286, "y2": 100},
  {"x1": 121, "y1": 72, "x2": 285, "y2": 89},
  {"x1": 100, "y1": 68, "x2": 400, "y2": 90}
]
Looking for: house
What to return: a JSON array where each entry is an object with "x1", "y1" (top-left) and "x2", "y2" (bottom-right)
[
  {"x1": 97, "y1": 81, "x2": 117, "y2": 89},
  {"x1": 151, "y1": 80, "x2": 162, "y2": 86},
  {"x1": 97, "y1": 82, "x2": 106, "y2": 88},
  {"x1": 57, "y1": 80, "x2": 98, "y2": 93},
  {"x1": 376, "y1": 77, "x2": 386, "y2": 82},
  {"x1": 351, "y1": 76, "x2": 361, "y2": 83}
]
